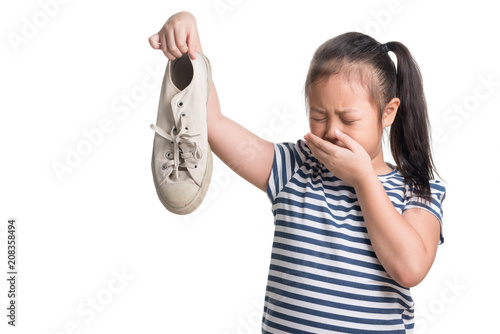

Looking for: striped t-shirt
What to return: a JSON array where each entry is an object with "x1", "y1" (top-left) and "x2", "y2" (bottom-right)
[{"x1": 263, "y1": 140, "x2": 446, "y2": 334}]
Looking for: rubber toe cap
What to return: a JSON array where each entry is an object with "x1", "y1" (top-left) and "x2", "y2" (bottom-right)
[{"x1": 158, "y1": 182, "x2": 200, "y2": 214}]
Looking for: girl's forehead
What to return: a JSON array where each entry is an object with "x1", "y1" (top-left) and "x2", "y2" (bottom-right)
[
  {"x1": 307, "y1": 74, "x2": 381, "y2": 115},
  {"x1": 309, "y1": 75, "x2": 372, "y2": 104}
]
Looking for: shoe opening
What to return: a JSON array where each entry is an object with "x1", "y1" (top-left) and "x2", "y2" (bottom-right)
[{"x1": 171, "y1": 54, "x2": 193, "y2": 91}]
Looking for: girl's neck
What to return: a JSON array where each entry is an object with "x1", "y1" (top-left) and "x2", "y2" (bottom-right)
[{"x1": 372, "y1": 148, "x2": 394, "y2": 176}]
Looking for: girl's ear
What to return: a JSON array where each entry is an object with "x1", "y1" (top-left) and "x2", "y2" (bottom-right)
[{"x1": 382, "y1": 97, "x2": 400, "y2": 128}]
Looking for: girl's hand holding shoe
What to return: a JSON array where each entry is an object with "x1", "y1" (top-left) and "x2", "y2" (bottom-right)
[{"x1": 148, "y1": 11, "x2": 201, "y2": 60}]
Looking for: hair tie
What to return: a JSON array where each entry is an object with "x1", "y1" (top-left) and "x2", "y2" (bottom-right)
[{"x1": 381, "y1": 43, "x2": 389, "y2": 53}]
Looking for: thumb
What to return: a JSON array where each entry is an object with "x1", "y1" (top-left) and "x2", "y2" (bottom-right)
[{"x1": 148, "y1": 33, "x2": 161, "y2": 49}]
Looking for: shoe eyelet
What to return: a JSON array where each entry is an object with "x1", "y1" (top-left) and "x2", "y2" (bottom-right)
[
  {"x1": 161, "y1": 164, "x2": 168, "y2": 170},
  {"x1": 181, "y1": 113, "x2": 187, "y2": 117},
  {"x1": 177, "y1": 101, "x2": 184, "y2": 108},
  {"x1": 194, "y1": 164, "x2": 198, "y2": 169},
  {"x1": 185, "y1": 127, "x2": 189, "y2": 132},
  {"x1": 165, "y1": 152, "x2": 171, "y2": 158}
]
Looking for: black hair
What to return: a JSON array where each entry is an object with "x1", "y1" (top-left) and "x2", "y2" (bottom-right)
[{"x1": 304, "y1": 32, "x2": 438, "y2": 202}]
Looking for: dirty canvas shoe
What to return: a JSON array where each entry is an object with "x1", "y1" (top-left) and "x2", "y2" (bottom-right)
[{"x1": 150, "y1": 51, "x2": 212, "y2": 215}]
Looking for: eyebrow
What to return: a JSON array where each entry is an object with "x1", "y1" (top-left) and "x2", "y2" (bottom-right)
[{"x1": 309, "y1": 107, "x2": 359, "y2": 114}]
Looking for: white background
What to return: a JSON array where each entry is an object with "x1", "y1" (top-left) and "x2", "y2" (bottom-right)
[{"x1": 1, "y1": 0, "x2": 499, "y2": 333}]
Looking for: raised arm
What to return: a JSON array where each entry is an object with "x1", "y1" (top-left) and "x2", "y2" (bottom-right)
[
  {"x1": 149, "y1": 11, "x2": 274, "y2": 192},
  {"x1": 206, "y1": 81, "x2": 274, "y2": 191}
]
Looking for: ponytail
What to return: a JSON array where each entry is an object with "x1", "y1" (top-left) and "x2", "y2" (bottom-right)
[{"x1": 386, "y1": 42, "x2": 437, "y2": 202}]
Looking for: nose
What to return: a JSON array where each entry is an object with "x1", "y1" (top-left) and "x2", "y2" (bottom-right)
[{"x1": 323, "y1": 118, "x2": 342, "y2": 142}]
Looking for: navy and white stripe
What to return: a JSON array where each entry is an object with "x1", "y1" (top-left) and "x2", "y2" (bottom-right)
[{"x1": 263, "y1": 140, "x2": 446, "y2": 334}]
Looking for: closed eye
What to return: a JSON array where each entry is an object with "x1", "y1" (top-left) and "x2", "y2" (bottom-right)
[
  {"x1": 341, "y1": 118, "x2": 358, "y2": 124},
  {"x1": 309, "y1": 116, "x2": 327, "y2": 123}
]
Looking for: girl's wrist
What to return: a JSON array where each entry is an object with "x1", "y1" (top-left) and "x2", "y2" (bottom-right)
[{"x1": 352, "y1": 167, "x2": 377, "y2": 190}]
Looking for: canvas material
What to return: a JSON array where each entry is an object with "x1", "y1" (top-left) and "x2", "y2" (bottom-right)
[{"x1": 152, "y1": 51, "x2": 211, "y2": 188}]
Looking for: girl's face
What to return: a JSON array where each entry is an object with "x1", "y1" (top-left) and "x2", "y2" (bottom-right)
[{"x1": 307, "y1": 74, "x2": 398, "y2": 173}]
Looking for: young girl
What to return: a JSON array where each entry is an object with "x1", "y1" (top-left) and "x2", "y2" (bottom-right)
[{"x1": 149, "y1": 11, "x2": 446, "y2": 334}]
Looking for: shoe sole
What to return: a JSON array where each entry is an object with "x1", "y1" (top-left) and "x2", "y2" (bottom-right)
[{"x1": 151, "y1": 145, "x2": 213, "y2": 215}]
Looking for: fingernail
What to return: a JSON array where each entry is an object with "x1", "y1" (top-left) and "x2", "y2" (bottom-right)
[{"x1": 335, "y1": 129, "x2": 342, "y2": 136}]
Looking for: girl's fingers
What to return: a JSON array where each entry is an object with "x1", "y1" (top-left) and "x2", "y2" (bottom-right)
[
  {"x1": 174, "y1": 28, "x2": 189, "y2": 56},
  {"x1": 305, "y1": 135, "x2": 341, "y2": 166},
  {"x1": 159, "y1": 32, "x2": 175, "y2": 60},
  {"x1": 186, "y1": 30, "x2": 197, "y2": 59},
  {"x1": 150, "y1": 13, "x2": 197, "y2": 60},
  {"x1": 148, "y1": 33, "x2": 161, "y2": 49},
  {"x1": 305, "y1": 133, "x2": 340, "y2": 155},
  {"x1": 334, "y1": 130, "x2": 361, "y2": 152},
  {"x1": 166, "y1": 28, "x2": 184, "y2": 58},
  {"x1": 304, "y1": 133, "x2": 324, "y2": 154}
]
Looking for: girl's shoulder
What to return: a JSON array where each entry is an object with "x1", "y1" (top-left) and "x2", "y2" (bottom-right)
[
  {"x1": 273, "y1": 139, "x2": 312, "y2": 163},
  {"x1": 381, "y1": 168, "x2": 446, "y2": 201},
  {"x1": 270, "y1": 139, "x2": 320, "y2": 176},
  {"x1": 267, "y1": 139, "x2": 321, "y2": 201}
]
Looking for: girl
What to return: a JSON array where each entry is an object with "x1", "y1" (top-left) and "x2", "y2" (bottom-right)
[{"x1": 149, "y1": 11, "x2": 446, "y2": 334}]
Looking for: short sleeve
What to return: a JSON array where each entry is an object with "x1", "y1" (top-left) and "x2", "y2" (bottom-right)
[
  {"x1": 404, "y1": 180, "x2": 447, "y2": 244},
  {"x1": 266, "y1": 141, "x2": 308, "y2": 202}
]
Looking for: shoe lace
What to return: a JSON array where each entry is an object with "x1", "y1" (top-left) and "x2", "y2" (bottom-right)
[{"x1": 150, "y1": 115, "x2": 203, "y2": 179}]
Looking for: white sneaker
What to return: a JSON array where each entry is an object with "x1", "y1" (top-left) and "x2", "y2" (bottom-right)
[{"x1": 150, "y1": 51, "x2": 212, "y2": 215}]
